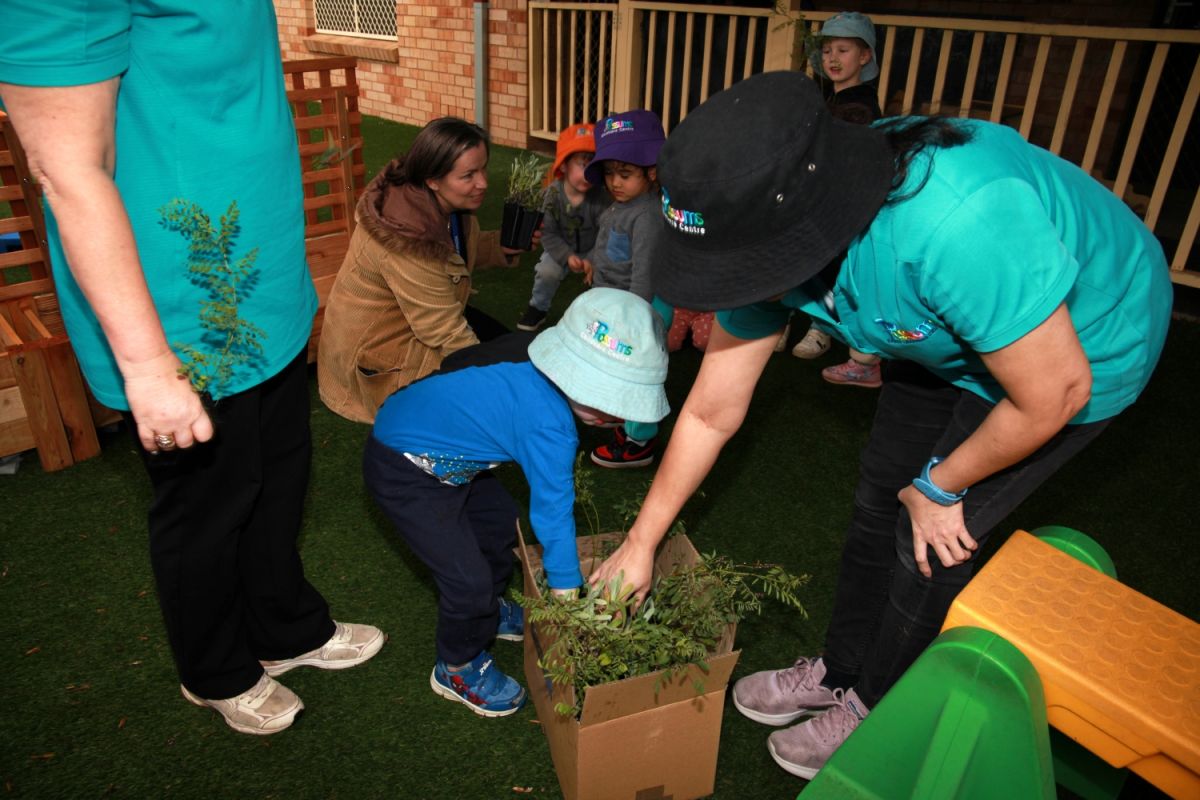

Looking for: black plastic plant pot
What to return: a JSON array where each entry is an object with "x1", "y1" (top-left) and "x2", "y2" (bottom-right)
[{"x1": 500, "y1": 202, "x2": 544, "y2": 250}]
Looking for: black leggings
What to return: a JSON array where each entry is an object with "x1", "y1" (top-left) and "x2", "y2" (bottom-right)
[{"x1": 822, "y1": 361, "x2": 1109, "y2": 707}]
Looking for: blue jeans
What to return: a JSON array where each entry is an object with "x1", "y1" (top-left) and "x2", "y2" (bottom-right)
[
  {"x1": 528, "y1": 251, "x2": 570, "y2": 311},
  {"x1": 822, "y1": 361, "x2": 1110, "y2": 707}
]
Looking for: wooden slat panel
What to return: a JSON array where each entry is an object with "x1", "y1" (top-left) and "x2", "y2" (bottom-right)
[
  {"x1": 743, "y1": 17, "x2": 757, "y2": 80},
  {"x1": 679, "y1": 13, "x2": 695, "y2": 125},
  {"x1": 902, "y1": 28, "x2": 925, "y2": 114},
  {"x1": 699, "y1": 14, "x2": 715, "y2": 104},
  {"x1": 929, "y1": 29, "x2": 954, "y2": 114},
  {"x1": 877, "y1": 25, "x2": 894, "y2": 111},
  {"x1": 1051, "y1": 39, "x2": 1089, "y2": 155},
  {"x1": 0, "y1": 248, "x2": 44, "y2": 270},
  {"x1": 1082, "y1": 40, "x2": 1127, "y2": 175},
  {"x1": 662, "y1": 12, "x2": 677, "y2": 125},
  {"x1": 644, "y1": 11, "x2": 658, "y2": 109},
  {"x1": 11, "y1": 347, "x2": 73, "y2": 471},
  {"x1": 1144, "y1": 54, "x2": 1200, "y2": 230},
  {"x1": 960, "y1": 32, "x2": 984, "y2": 117},
  {"x1": 41, "y1": 340, "x2": 100, "y2": 462},
  {"x1": 1019, "y1": 35, "x2": 1052, "y2": 139},
  {"x1": 0, "y1": 278, "x2": 55, "y2": 302},
  {"x1": 1113, "y1": 42, "x2": 1169, "y2": 202},
  {"x1": 991, "y1": 34, "x2": 1018, "y2": 123},
  {"x1": 1171, "y1": 188, "x2": 1200, "y2": 272},
  {"x1": 0, "y1": 216, "x2": 34, "y2": 236}
]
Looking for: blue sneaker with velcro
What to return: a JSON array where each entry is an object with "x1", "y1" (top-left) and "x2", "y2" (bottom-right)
[
  {"x1": 496, "y1": 597, "x2": 524, "y2": 642},
  {"x1": 430, "y1": 650, "x2": 527, "y2": 717}
]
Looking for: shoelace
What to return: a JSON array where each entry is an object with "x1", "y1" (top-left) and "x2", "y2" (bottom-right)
[
  {"x1": 777, "y1": 657, "x2": 822, "y2": 693},
  {"x1": 807, "y1": 689, "x2": 862, "y2": 744},
  {"x1": 238, "y1": 676, "x2": 276, "y2": 711}
]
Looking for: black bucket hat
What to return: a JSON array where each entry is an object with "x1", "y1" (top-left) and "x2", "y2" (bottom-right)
[{"x1": 653, "y1": 71, "x2": 895, "y2": 311}]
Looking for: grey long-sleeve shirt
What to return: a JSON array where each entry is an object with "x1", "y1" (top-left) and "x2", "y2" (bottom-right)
[
  {"x1": 540, "y1": 181, "x2": 609, "y2": 266},
  {"x1": 585, "y1": 192, "x2": 661, "y2": 301}
]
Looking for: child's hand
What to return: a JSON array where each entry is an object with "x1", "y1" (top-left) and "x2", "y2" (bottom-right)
[
  {"x1": 551, "y1": 587, "x2": 579, "y2": 601},
  {"x1": 581, "y1": 259, "x2": 594, "y2": 286},
  {"x1": 567, "y1": 254, "x2": 585, "y2": 273}
]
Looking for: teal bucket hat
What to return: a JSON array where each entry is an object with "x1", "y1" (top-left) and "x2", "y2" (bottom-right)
[
  {"x1": 813, "y1": 11, "x2": 879, "y2": 83},
  {"x1": 528, "y1": 288, "x2": 669, "y2": 424}
]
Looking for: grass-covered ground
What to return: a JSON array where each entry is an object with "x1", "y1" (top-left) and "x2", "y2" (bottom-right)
[{"x1": 1, "y1": 116, "x2": 1194, "y2": 799}]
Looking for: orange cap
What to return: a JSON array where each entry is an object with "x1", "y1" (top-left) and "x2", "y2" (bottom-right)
[{"x1": 553, "y1": 123, "x2": 596, "y2": 176}]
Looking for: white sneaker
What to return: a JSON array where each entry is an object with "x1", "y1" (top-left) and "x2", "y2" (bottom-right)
[
  {"x1": 791, "y1": 327, "x2": 831, "y2": 359},
  {"x1": 773, "y1": 322, "x2": 792, "y2": 353},
  {"x1": 181, "y1": 673, "x2": 303, "y2": 735},
  {"x1": 261, "y1": 621, "x2": 386, "y2": 677}
]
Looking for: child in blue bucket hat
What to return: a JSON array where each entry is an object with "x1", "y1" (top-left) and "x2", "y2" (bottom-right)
[{"x1": 362, "y1": 288, "x2": 668, "y2": 718}]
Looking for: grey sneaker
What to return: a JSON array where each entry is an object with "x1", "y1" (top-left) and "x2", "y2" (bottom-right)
[
  {"x1": 766, "y1": 688, "x2": 870, "y2": 779},
  {"x1": 261, "y1": 621, "x2": 386, "y2": 677},
  {"x1": 732, "y1": 656, "x2": 838, "y2": 725},
  {"x1": 181, "y1": 673, "x2": 303, "y2": 735},
  {"x1": 791, "y1": 327, "x2": 831, "y2": 359}
]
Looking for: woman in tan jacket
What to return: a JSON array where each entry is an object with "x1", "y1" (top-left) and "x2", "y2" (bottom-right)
[{"x1": 318, "y1": 118, "x2": 526, "y2": 423}]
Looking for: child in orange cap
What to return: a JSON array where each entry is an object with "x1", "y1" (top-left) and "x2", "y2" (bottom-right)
[{"x1": 516, "y1": 123, "x2": 611, "y2": 331}]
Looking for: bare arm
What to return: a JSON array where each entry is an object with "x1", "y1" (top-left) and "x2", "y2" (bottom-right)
[
  {"x1": 0, "y1": 79, "x2": 211, "y2": 451},
  {"x1": 589, "y1": 318, "x2": 781, "y2": 600},
  {"x1": 899, "y1": 303, "x2": 1092, "y2": 576}
]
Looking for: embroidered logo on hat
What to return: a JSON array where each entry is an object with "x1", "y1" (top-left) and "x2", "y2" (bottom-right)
[
  {"x1": 583, "y1": 319, "x2": 635, "y2": 357},
  {"x1": 661, "y1": 188, "x2": 706, "y2": 236},
  {"x1": 602, "y1": 118, "x2": 636, "y2": 136},
  {"x1": 875, "y1": 318, "x2": 937, "y2": 342}
]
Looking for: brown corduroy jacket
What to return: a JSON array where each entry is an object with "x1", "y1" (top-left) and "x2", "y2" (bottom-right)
[{"x1": 317, "y1": 172, "x2": 510, "y2": 423}]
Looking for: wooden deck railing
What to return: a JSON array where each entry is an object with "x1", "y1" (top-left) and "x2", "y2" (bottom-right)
[{"x1": 528, "y1": 2, "x2": 1200, "y2": 287}]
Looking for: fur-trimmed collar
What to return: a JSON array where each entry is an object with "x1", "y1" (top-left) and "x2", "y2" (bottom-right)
[{"x1": 357, "y1": 160, "x2": 470, "y2": 260}]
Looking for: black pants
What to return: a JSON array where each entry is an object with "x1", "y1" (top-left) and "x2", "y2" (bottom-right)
[
  {"x1": 363, "y1": 436, "x2": 519, "y2": 664},
  {"x1": 129, "y1": 349, "x2": 334, "y2": 699},
  {"x1": 823, "y1": 361, "x2": 1109, "y2": 708},
  {"x1": 463, "y1": 305, "x2": 509, "y2": 343}
]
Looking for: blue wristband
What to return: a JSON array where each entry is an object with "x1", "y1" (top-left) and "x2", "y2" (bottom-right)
[{"x1": 912, "y1": 457, "x2": 967, "y2": 506}]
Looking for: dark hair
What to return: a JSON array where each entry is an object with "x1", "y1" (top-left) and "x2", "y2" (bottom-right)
[
  {"x1": 384, "y1": 117, "x2": 490, "y2": 187},
  {"x1": 876, "y1": 116, "x2": 973, "y2": 203}
]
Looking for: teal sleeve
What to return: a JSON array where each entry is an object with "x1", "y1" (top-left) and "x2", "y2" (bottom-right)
[
  {"x1": 715, "y1": 300, "x2": 791, "y2": 340},
  {"x1": 921, "y1": 179, "x2": 1077, "y2": 353},
  {"x1": 0, "y1": 1, "x2": 130, "y2": 87}
]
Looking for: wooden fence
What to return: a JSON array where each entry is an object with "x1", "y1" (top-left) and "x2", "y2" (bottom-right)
[{"x1": 528, "y1": 2, "x2": 1200, "y2": 287}]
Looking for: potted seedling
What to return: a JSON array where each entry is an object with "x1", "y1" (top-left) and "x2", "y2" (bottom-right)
[{"x1": 500, "y1": 151, "x2": 550, "y2": 250}]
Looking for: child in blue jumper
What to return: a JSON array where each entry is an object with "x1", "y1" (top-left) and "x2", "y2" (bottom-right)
[{"x1": 363, "y1": 288, "x2": 669, "y2": 717}]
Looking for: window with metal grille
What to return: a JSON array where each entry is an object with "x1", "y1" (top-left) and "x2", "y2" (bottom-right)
[{"x1": 313, "y1": 0, "x2": 397, "y2": 40}]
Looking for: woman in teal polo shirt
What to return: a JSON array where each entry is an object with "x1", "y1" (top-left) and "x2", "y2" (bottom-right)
[
  {"x1": 0, "y1": 1, "x2": 383, "y2": 735},
  {"x1": 591, "y1": 72, "x2": 1172, "y2": 780}
]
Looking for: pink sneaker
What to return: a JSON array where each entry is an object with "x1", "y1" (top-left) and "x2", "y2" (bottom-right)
[{"x1": 821, "y1": 359, "x2": 882, "y2": 388}]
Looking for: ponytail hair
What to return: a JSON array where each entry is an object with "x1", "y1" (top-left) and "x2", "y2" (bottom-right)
[
  {"x1": 384, "y1": 117, "x2": 490, "y2": 188},
  {"x1": 876, "y1": 117, "x2": 973, "y2": 203}
]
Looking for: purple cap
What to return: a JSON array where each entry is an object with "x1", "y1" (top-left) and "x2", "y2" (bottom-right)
[{"x1": 584, "y1": 110, "x2": 666, "y2": 186}]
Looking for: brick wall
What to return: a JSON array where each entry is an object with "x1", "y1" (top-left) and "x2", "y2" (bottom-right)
[{"x1": 272, "y1": 0, "x2": 530, "y2": 148}]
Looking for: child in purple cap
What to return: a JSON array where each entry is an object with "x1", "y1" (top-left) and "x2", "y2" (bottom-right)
[{"x1": 570, "y1": 109, "x2": 671, "y2": 469}]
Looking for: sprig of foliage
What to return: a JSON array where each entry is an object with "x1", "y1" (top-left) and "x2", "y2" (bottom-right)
[
  {"x1": 506, "y1": 152, "x2": 551, "y2": 210},
  {"x1": 159, "y1": 199, "x2": 267, "y2": 399},
  {"x1": 517, "y1": 552, "x2": 809, "y2": 718}
]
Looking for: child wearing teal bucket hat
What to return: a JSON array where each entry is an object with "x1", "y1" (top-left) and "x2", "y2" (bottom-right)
[{"x1": 363, "y1": 288, "x2": 668, "y2": 718}]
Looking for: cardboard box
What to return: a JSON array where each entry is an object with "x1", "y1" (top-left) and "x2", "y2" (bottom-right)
[{"x1": 518, "y1": 530, "x2": 740, "y2": 800}]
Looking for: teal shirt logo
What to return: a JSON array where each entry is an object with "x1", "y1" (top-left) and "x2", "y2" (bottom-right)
[{"x1": 875, "y1": 317, "x2": 937, "y2": 343}]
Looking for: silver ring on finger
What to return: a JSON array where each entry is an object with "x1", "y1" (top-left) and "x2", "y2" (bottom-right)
[{"x1": 154, "y1": 433, "x2": 178, "y2": 451}]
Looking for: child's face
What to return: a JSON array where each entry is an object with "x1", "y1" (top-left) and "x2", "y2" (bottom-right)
[
  {"x1": 561, "y1": 152, "x2": 593, "y2": 195},
  {"x1": 603, "y1": 161, "x2": 656, "y2": 203},
  {"x1": 568, "y1": 400, "x2": 621, "y2": 427},
  {"x1": 822, "y1": 38, "x2": 871, "y2": 90}
]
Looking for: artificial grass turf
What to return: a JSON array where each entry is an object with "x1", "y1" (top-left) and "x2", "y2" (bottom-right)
[{"x1": 1, "y1": 117, "x2": 1196, "y2": 799}]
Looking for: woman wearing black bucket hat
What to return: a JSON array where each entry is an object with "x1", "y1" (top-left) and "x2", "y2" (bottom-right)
[{"x1": 590, "y1": 71, "x2": 1172, "y2": 780}]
